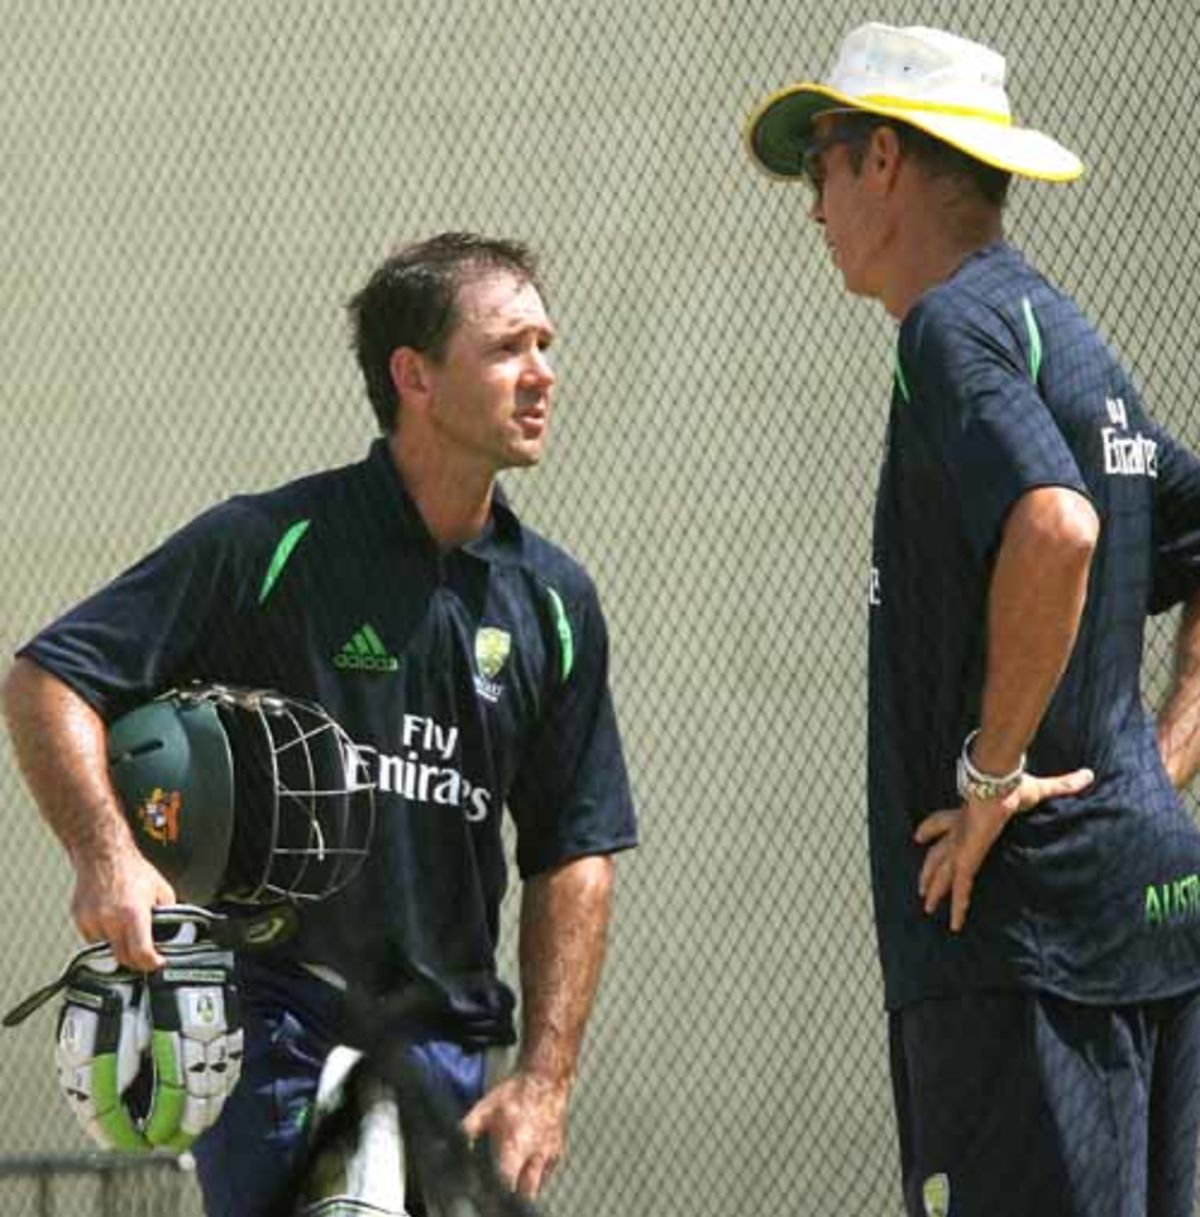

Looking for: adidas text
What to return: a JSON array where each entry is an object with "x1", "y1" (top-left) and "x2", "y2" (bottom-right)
[{"x1": 334, "y1": 652, "x2": 399, "y2": 672}]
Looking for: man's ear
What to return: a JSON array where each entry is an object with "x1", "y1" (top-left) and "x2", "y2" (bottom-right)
[
  {"x1": 390, "y1": 347, "x2": 431, "y2": 411},
  {"x1": 866, "y1": 125, "x2": 905, "y2": 191}
]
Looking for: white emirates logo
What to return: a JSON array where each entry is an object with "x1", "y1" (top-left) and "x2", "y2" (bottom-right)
[{"x1": 1101, "y1": 396, "x2": 1157, "y2": 479}]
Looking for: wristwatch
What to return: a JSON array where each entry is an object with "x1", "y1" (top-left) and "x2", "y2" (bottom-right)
[{"x1": 955, "y1": 729, "x2": 1026, "y2": 803}]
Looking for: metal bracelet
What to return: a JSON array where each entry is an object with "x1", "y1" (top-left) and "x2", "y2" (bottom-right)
[{"x1": 956, "y1": 729, "x2": 1026, "y2": 802}]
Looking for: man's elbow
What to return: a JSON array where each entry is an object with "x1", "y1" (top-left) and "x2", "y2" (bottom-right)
[
  {"x1": 558, "y1": 853, "x2": 615, "y2": 894},
  {"x1": 538, "y1": 853, "x2": 617, "y2": 910},
  {"x1": 2, "y1": 656, "x2": 66, "y2": 731},
  {"x1": 1010, "y1": 487, "x2": 1100, "y2": 568},
  {"x1": 1, "y1": 657, "x2": 32, "y2": 727}
]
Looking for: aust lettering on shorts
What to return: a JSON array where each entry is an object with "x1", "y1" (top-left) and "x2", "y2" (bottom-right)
[{"x1": 1145, "y1": 872, "x2": 1200, "y2": 927}]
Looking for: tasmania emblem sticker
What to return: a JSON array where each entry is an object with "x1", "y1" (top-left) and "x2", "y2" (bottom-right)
[
  {"x1": 474, "y1": 627, "x2": 512, "y2": 703},
  {"x1": 137, "y1": 786, "x2": 182, "y2": 844}
]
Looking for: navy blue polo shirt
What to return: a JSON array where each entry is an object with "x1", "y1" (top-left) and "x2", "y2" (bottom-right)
[
  {"x1": 871, "y1": 241, "x2": 1200, "y2": 1010},
  {"x1": 20, "y1": 439, "x2": 638, "y2": 1046}
]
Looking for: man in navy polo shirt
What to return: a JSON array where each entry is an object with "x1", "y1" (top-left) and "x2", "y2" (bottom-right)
[
  {"x1": 746, "y1": 24, "x2": 1200, "y2": 1217},
  {"x1": 2, "y1": 233, "x2": 637, "y2": 1214}
]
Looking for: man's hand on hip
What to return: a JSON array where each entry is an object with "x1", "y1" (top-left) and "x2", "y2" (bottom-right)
[{"x1": 914, "y1": 765, "x2": 1094, "y2": 932}]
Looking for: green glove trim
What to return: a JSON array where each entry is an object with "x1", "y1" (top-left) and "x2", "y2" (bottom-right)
[{"x1": 92, "y1": 1054, "x2": 150, "y2": 1153}]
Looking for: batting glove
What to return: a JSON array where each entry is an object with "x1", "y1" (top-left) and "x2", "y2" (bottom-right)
[{"x1": 50, "y1": 926, "x2": 243, "y2": 1152}]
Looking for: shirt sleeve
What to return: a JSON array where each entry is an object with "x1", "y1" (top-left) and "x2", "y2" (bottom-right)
[
  {"x1": 901, "y1": 296, "x2": 1090, "y2": 562},
  {"x1": 507, "y1": 577, "x2": 638, "y2": 878},
  {"x1": 16, "y1": 500, "x2": 261, "y2": 720},
  {"x1": 1149, "y1": 423, "x2": 1200, "y2": 613}
]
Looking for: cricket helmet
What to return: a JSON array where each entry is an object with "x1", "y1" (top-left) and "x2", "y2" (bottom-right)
[{"x1": 107, "y1": 684, "x2": 375, "y2": 906}]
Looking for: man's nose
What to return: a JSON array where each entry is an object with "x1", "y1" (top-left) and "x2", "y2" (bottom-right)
[{"x1": 525, "y1": 349, "x2": 556, "y2": 388}]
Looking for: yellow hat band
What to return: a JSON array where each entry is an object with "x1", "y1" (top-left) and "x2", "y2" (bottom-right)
[{"x1": 857, "y1": 93, "x2": 1013, "y2": 127}]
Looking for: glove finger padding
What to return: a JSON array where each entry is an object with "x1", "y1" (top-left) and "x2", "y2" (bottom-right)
[
  {"x1": 53, "y1": 939, "x2": 243, "y2": 1153},
  {"x1": 144, "y1": 946, "x2": 244, "y2": 1150},
  {"x1": 55, "y1": 970, "x2": 150, "y2": 1152}
]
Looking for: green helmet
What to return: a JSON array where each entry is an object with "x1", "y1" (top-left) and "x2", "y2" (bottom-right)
[{"x1": 107, "y1": 684, "x2": 375, "y2": 906}]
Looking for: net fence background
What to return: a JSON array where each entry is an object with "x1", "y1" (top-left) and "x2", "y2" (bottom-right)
[{"x1": 2, "y1": 2, "x2": 1197, "y2": 1214}]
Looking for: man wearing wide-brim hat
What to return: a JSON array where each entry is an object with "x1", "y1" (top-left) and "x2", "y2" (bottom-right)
[{"x1": 746, "y1": 23, "x2": 1200, "y2": 1217}]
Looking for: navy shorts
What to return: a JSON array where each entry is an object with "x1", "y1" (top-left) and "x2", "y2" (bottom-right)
[
  {"x1": 889, "y1": 988, "x2": 1200, "y2": 1217},
  {"x1": 192, "y1": 957, "x2": 492, "y2": 1217}
]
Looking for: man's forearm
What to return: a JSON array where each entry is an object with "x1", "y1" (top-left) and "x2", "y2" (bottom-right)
[
  {"x1": 2, "y1": 657, "x2": 134, "y2": 863},
  {"x1": 460, "y1": 854, "x2": 615, "y2": 1198},
  {"x1": 1157, "y1": 593, "x2": 1200, "y2": 788},
  {"x1": 972, "y1": 487, "x2": 1099, "y2": 774},
  {"x1": 4, "y1": 657, "x2": 174, "y2": 966},
  {"x1": 517, "y1": 854, "x2": 615, "y2": 1090}
]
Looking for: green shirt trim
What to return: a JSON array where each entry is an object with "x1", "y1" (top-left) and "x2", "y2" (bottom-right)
[
  {"x1": 258, "y1": 520, "x2": 311, "y2": 606},
  {"x1": 1021, "y1": 296, "x2": 1043, "y2": 382},
  {"x1": 546, "y1": 587, "x2": 575, "y2": 683},
  {"x1": 894, "y1": 344, "x2": 911, "y2": 404}
]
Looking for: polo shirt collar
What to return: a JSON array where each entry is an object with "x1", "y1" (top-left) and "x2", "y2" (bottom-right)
[{"x1": 363, "y1": 438, "x2": 525, "y2": 564}]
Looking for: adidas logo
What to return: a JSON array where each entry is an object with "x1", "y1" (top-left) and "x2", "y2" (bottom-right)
[{"x1": 333, "y1": 624, "x2": 400, "y2": 672}]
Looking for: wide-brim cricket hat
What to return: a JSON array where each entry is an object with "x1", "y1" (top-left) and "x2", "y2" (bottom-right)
[{"x1": 745, "y1": 23, "x2": 1083, "y2": 183}]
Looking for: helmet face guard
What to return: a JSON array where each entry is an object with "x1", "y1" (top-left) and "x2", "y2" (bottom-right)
[{"x1": 108, "y1": 684, "x2": 376, "y2": 906}]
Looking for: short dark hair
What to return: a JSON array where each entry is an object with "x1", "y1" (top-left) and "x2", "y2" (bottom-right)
[
  {"x1": 347, "y1": 232, "x2": 544, "y2": 434},
  {"x1": 825, "y1": 111, "x2": 1012, "y2": 208}
]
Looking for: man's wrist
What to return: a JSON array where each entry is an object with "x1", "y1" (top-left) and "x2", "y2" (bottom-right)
[
  {"x1": 956, "y1": 729, "x2": 1026, "y2": 802},
  {"x1": 67, "y1": 832, "x2": 132, "y2": 874},
  {"x1": 968, "y1": 733, "x2": 1024, "y2": 776},
  {"x1": 514, "y1": 1059, "x2": 574, "y2": 1093},
  {"x1": 64, "y1": 800, "x2": 139, "y2": 864}
]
